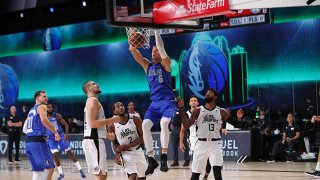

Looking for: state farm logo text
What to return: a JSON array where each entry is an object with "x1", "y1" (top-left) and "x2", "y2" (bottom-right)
[{"x1": 187, "y1": 0, "x2": 225, "y2": 13}]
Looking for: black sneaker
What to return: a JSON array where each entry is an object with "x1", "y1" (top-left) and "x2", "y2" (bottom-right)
[
  {"x1": 160, "y1": 154, "x2": 169, "y2": 172},
  {"x1": 305, "y1": 169, "x2": 320, "y2": 177},
  {"x1": 145, "y1": 157, "x2": 159, "y2": 176},
  {"x1": 183, "y1": 161, "x2": 190, "y2": 166},
  {"x1": 170, "y1": 161, "x2": 179, "y2": 167}
]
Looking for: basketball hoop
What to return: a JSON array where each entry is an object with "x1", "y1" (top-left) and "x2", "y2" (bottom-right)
[{"x1": 125, "y1": 27, "x2": 151, "y2": 49}]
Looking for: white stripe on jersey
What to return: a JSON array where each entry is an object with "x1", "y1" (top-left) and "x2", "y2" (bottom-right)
[
  {"x1": 84, "y1": 97, "x2": 107, "y2": 138},
  {"x1": 114, "y1": 114, "x2": 139, "y2": 151},
  {"x1": 196, "y1": 106, "x2": 223, "y2": 139}
]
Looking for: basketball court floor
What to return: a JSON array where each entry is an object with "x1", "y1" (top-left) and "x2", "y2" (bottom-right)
[{"x1": 0, "y1": 157, "x2": 315, "y2": 179}]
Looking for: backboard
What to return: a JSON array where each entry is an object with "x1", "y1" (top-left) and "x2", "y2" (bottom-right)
[{"x1": 105, "y1": 0, "x2": 203, "y2": 30}]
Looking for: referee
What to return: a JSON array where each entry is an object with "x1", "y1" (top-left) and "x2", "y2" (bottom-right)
[{"x1": 7, "y1": 105, "x2": 23, "y2": 164}]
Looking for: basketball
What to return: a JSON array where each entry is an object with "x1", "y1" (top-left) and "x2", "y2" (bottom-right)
[{"x1": 128, "y1": 32, "x2": 146, "y2": 48}]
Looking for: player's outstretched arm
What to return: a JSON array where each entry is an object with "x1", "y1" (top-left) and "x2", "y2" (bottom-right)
[
  {"x1": 107, "y1": 124, "x2": 122, "y2": 165},
  {"x1": 177, "y1": 97, "x2": 199, "y2": 129},
  {"x1": 154, "y1": 29, "x2": 171, "y2": 72},
  {"x1": 86, "y1": 98, "x2": 120, "y2": 128},
  {"x1": 57, "y1": 113, "x2": 69, "y2": 135},
  {"x1": 179, "y1": 124, "x2": 186, "y2": 152},
  {"x1": 38, "y1": 104, "x2": 60, "y2": 141},
  {"x1": 220, "y1": 108, "x2": 242, "y2": 128},
  {"x1": 129, "y1": 45, "x2": 149, "y2": 72}
]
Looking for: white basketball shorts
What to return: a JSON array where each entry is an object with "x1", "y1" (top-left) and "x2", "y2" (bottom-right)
[
  {"x1": 82, "y1": 139, "x2": 107, "y2": 175},
  {"x1": 191, "y1": 140, "x2": 223, "y2": 173}
]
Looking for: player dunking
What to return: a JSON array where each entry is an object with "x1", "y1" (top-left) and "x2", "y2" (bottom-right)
[
  {"x1": 46, "y1": 103, "x2": 86, "y2": 179},
  {"x1": 23, "y1": 90, "x2": 60, "y2": 180},
  {"x1": 177, "y1": 88, "x2": 242, "y2": 180},
  {"x1": 129, "y1": 29, "x2": 177, "y2": 175},
  {"x1": 108, "y1": 102, "x2": 148, "y2": 179},
  {"x1": 82, "y1": 81, "x2": 120, "y2": 180}
]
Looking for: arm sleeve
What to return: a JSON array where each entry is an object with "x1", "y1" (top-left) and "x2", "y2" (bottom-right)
[
  {"x1": 154, "y1": 30, "x2": 168, "y2": 59},
  {"x1": 226, "y1": 116, "x2": 241, "y2": 128}
]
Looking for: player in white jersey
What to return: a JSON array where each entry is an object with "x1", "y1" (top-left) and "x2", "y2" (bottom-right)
[
  {"x1": 81, "y1": 81, "x2": 120, "y2": 180},
  {"x1": 179, "y1": 96, "x2": 212, "y2": 180},
  {"x1": 177, "y1": 88, "x2": 243, "y2": 180},
  {"x1": 179, "y1": 96, "x2": 199, "y2": 154},
  {"x1": 108, "y1": 102, "x2": 148, "y2": 180}
]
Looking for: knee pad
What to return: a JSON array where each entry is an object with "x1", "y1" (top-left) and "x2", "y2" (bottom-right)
[
  {"x1": 160, "y1": 117, "x2": 171, "y2": 148},
  {"x1": 142, "y1": 119, "x2": 154, "y2": 152}
]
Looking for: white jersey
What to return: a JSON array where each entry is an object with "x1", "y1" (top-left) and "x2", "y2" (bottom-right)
[
  {"x1": 84, "y1": 97, "x2": 107, "y2": 139},
  {"x1": 196, "y1": 106, "x2": 223, "y2": 139},
  {"x1": 187, "y1": 110, "x2": 197, "y2": 138},
  {"x1": 114, "y1": 114, "x2": 140, "y2": 150}
]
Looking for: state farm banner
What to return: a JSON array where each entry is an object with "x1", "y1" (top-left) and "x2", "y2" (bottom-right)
[{"x1": 153, "y1": 0, "x2": 233, "y2": 24}]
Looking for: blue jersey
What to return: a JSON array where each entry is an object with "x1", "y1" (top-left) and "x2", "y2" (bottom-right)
[
  {"x1": 47, "y1": 112, "x2": 63, "y2": 137},
  {"x1": 147, "y1": 63, "x2": 175, "y2": 101},
  {"x1": 23, "y1": 104, "x2": 47, "y2": 137}
]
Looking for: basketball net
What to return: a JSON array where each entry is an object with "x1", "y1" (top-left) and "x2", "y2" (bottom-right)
[{"x1": 125, "y1": 27, "x2": 151, "y2": 49}]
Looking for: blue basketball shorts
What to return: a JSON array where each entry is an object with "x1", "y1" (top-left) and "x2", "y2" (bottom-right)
[
  {"x1": 48, "y1": 134, "x2": 71, "y2": 153},
  {"x1": 144, "y1": 99, "x2": 177, "y2": 124},
  {"x1": 26, "y1": 141, "x2": 55, "y2": 171}
]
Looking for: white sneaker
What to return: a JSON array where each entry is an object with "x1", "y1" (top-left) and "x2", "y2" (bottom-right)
[{"x1": 267, "y1": 160, "x2": 275, "y2": 163}]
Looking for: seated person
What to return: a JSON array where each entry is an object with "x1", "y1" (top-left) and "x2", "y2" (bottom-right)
[{"x1": 268, "y1": 113, "x2": 301, "y2": 162}]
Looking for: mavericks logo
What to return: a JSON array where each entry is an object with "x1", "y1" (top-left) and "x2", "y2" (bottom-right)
[
  {"x1": 0, "y1": 140, "x2": 8, "y2": 154},
  {"x1": 0, "y1": 79, "x2": 4, "y2": 109},
  {"x1": 181, "y1": 40, "x2": 228, "y2": 102},
  {"x1": 0, "y1": 64, "x2": 19, "y2": 110}
]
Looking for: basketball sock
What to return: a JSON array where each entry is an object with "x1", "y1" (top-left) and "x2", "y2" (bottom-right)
[
  {"x1": 142, "y1": 119, "x2": 154, "y2": 153},
  {"x1": 147, "y1": 151, "x2": 155, "y2": 158},
  {"x1": 160, "y1": 117, "x2": 171, "y2": 149},
  {"x1": 190, "y1": 173, "x2": 200, "y2": 180},
  {"x1": 32, "y1": 171, "x2": 42, "y2": 180},
  {"x1": 316, "y1": 162, "x2": 320, "y2": 171},
  {"x1": 57, "y1": 166, "x2": 63, "y2": 174},
  {"x1": 74, "y1": 161, "x2": 82, "y2": 171},
  {"x1": 161, "y1": 148, "x2": 168, "y2": 154}
]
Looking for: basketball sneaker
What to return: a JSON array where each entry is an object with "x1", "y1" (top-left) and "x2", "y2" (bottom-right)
[
  {"x1": 79, "y1": 169, "x2": 86, "y2": 179},
  {"x1": 14, "y1": 160, "x2": 21, "y2": 164},
  {"x1": 305, "y1": 169, "x2": 320, "y2": 177},
  {"x1": 57, "y1": 173, "x2": 64, "y2": 180},
  {"x1": 160, "y1": 154, "x2": 169, "y2": 172},
  {"x1": 145, "y1": 157, "x2": 159, "y2": 176}
]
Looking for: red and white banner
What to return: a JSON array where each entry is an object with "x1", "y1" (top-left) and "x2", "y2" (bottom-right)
[{"x1": 153, "y1": 0, "x2": 234, "y2": 24}]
